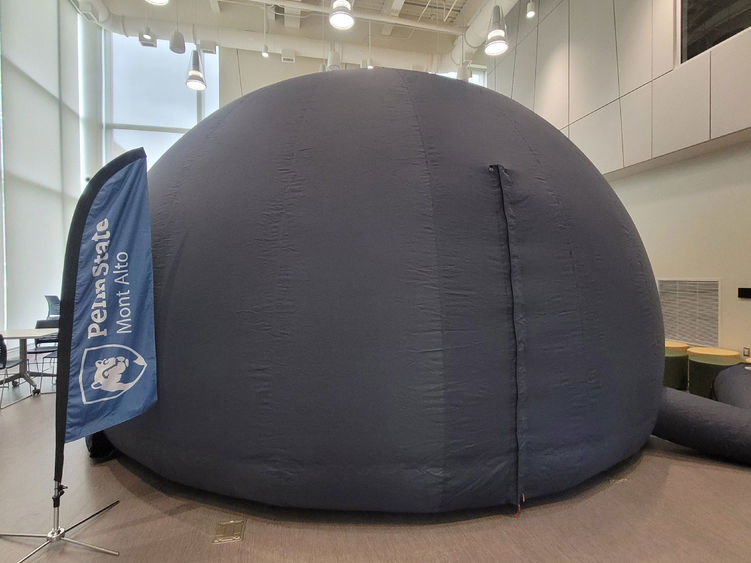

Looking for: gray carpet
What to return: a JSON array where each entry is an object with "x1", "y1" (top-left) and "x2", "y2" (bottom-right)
[{"x1": 1, "y1": 394, "x2": 750, "y2": 562}]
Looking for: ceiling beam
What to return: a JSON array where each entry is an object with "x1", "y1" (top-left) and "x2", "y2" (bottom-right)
[
  {"x1": 222, "y1": 0, "x2": 464, "y2": 35},
  {"x1": 380, "y1": 0, "x2": 407, "y2": 36},
  {"x1": 284, "y1": 0, "x2": 302, "y2": 29}
]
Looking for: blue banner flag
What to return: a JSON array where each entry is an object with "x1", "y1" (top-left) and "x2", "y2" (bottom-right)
[{"x1": 59, "y1": 148, "x2": 157, "y2": 444}]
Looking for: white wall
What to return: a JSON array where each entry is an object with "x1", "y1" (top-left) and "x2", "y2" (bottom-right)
[
  {"x1": 0, "y1": 0, "x2": 84, "y2": 328},
  {"x1": 486, "y1": 0, "x2": 751, "y2": 175},
  {"x1": 219, "y1": 47, "x2": 323, "y2": 104},
  {"x1": 611, "y1": 140, "x2": 751, "y2": 354}
]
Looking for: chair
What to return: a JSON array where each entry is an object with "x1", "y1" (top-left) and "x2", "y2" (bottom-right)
[
  {"x1": 0, "y1": 334, "x2": 24, "y2": 408},
  {"x1": 28, "y1": 319, "x2": 58, "y2": 390},
  {"x1": 45, "y1": 295, "x2": 60, "y2": 319}
]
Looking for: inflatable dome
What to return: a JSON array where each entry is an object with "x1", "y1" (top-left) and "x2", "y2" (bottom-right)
[{"x1": 106, "y1": 69, "x2": 663, "y2": 513}]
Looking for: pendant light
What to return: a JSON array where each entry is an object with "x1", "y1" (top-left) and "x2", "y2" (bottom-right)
[
  {"x1": 169, "y1": 2, "x2": 185, "y2": 53},
  {"x1": 329, "y1": 0, "x2": 354, "y2": 30},
  {"x1": 484, "y1": 5, "x2": 508, "y2": 56},
  {"x1": 261, "y1": 6, "x2": 270, "y2": 58},
  {"x1": 326, "y1": 49, "x2": 342, "y2": 71},
  {"x1": 366, "y1": 21, "x2": 374, "y2": 69},
  {"x1": 526, "y1": 1, "x2": 536, "y2": 19},
  {"x1": 186, "y1": 49, "x2": 206, "y2": 91},
  {"x1": 170, "y1": 30, "x2": 185, "y2": 53}
]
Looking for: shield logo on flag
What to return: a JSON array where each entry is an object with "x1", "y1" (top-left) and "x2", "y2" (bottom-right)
[{"x1": 79, "y1": 344, "x2": 148, "y2": 404}]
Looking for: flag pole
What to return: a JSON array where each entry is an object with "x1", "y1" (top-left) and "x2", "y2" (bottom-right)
[{"x1": 0, "y1": 149, "x2": 150, "y2": 561}]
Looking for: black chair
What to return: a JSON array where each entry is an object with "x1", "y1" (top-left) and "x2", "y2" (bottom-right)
[
  {"x1": 45, "y1": 295, "x2": 60, "y2": 319},
  {"x1": 28, "y1": 319, "x2": 58, "y2": 388},
  {"x1": 0, "y1": 334, "x2": 24, "y2": 408}
]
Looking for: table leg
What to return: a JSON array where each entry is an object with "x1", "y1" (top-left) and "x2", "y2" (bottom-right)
[{"x1": 18, "y1": 338, "x2": 40, "y2": 394}]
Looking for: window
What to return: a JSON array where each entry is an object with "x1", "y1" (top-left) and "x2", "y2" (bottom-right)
[
  {"x1": 438, "y1": 67, "x2": 487, "y2": 88},
  {"x1": 105, "y1": 32, "x2": 219, "y2": 167},
  {"x1": 682, "y1": 0, "x2": 751, "y2": 62}
]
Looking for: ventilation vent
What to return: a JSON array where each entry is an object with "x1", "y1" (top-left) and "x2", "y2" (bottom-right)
[{"x1": 658, "y1": 279, "x2": 719, "y2": 346}]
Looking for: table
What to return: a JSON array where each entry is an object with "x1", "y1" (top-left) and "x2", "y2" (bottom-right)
[
  {"x1": 664, "y1": 340, "x2": 690, "y2": 390},
  {"x1": 1, "y1": 328, "x2": 58, "y2": 394},
  {"x1": 687, "y1": 346, "x2": 742, "y2": 399}
]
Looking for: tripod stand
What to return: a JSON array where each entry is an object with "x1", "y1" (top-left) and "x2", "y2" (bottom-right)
[{"x1": 0, "y1": 481, "x2": 119, "y2": 563}]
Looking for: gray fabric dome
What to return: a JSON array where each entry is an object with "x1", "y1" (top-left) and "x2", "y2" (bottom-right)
[{"x1": 106, "y1": 69, "x2": 664, "y2": 513}]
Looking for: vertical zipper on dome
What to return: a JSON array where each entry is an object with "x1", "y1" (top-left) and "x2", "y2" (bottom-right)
[{"x1": 489, "y1": 163, "x2": 524, "y2": 511}]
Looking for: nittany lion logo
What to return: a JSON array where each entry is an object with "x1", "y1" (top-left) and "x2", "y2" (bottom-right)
[{"x1": 79, "y1": 344, "x2": 148, "y2": 404}]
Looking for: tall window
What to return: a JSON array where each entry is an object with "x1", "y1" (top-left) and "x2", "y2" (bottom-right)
[
  {"x1": 682, "y1": 0, "x2": 751, "y2": 62},
  {"x1": 105, "y1": 32, "x2": 219, "y2": 167}
]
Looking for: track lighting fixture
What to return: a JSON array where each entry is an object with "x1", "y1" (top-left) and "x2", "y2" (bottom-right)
[
  {"x1": 186, "y1": 49, "x2": 206, "y2": 91},
  {"x1": 138, "y1": 27, "x2": 157, "y2": 47},
  {"x1": 484, "y1": 5, "x2": 508, "y2": 56},
  {"x1": 526, "y1": 1, "x2": 536, "y2": 19},
  {"x1": 329, "y1": 0, "x2": 354, "y2": 31},
  {"x1": 262, "y1": 45, "x2": 270, "y2": 58}
]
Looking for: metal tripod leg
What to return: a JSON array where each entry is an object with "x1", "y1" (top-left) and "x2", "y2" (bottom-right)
[
  {"x1": 16, "y1": 541, "x2": 50, "y2": 563},
  {"x1": 62, "y1": 536, "x2": 119, "y2": 555},
  {"x1": 0, "y1": 496, "x2": 120, "y2": 562}
]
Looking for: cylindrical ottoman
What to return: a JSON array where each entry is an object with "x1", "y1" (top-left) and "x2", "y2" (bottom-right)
[
  {"x1": 687, "y1": 347, "x2": 741, "y2": 399},
  {"x1": 664, "y1": 340, "x2": 689, "y2": 390}
]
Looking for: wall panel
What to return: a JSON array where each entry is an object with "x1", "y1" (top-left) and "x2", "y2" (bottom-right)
[
  {"x1": 621, "y1": 83, "x2": 651, "y2": 166},
  {"x1": 711, "y1": 29, "x2": 751, "y2": 139},
  {"x1": 0, "y1": 0, "x2": 59, "y2": 96},
  {"x1": 540, "y1": 0, "x2": 564, "y2": 20},
  {"x1": 569, "y1": 0, "x2": 619, "y2": 121},
  {"x1": 652, "y1": 0, "x2": 674, "y2": 78},
  {"x1": 535, "y1": 0, "x2": 568, "y2": 128},
  {"x1": 494, "y1": 48, "x2": 516, "y2": 97},
  {"x1": 59, "y1": 0, "x2": 80, "y2": 112},
  {"x1": 62, "y1": 106, "x2": 82, "y2": 196},
  {"x1": 1, "y1": 63, "x2": 62, "y2": 191},
  {"x1": 512, "y1": 28, "x2": 538, "y2": 111},
  {"x1": 569, "y1": 100, "x2": 623, "y2": 173},
  {"x1": 653, "y1": 53, "x2": 709, "y2": 157},
  {"x1": 614, "y1": 0, "x2": 652, "y2": 95},
  {"x1": 504, "y1": 2, "x2": 522, "y2": 50},
  {"x1": 4, "y1": 179, "x2": 65, "y2": 327}
]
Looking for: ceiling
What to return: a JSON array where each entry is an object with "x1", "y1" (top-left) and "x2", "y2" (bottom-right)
[{"x1": 95, "y1": 0, "x2": 508, "y2": 66}]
